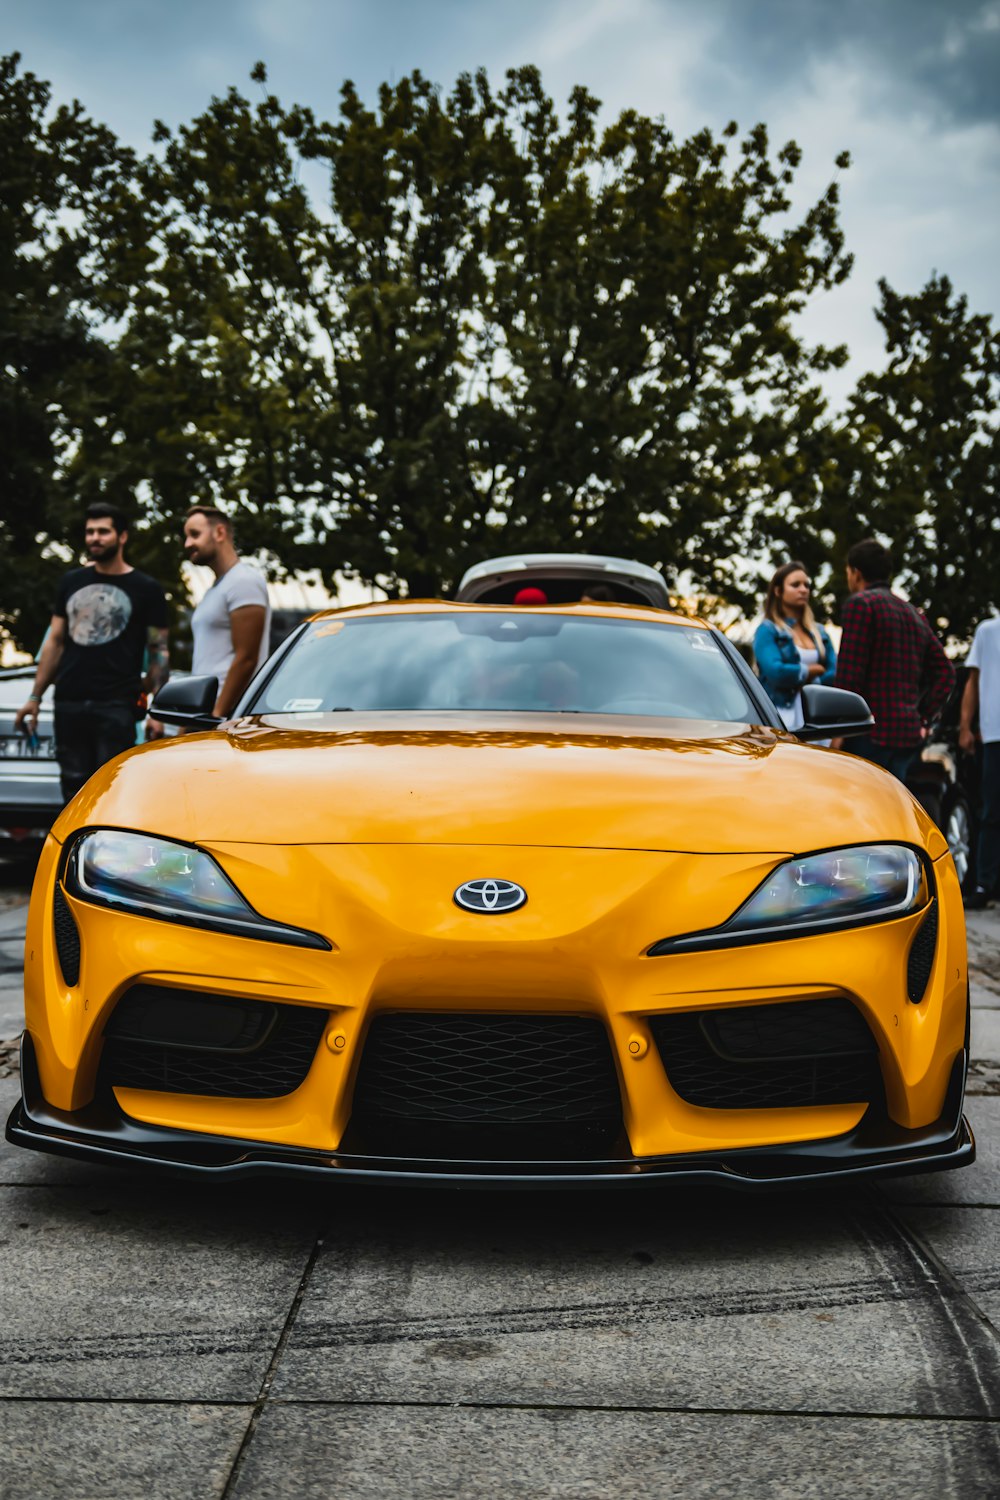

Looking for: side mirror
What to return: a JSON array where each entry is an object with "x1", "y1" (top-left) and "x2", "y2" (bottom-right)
[
  {"x1": 797, "y1": 684, "x2": 875, "y2": 742},
  {"x1": 151, "y1": 675, "x2": 221, "y2": 730}
]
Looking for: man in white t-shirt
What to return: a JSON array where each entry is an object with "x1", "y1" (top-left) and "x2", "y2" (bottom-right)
[
  {"x1": 184, "y1": 506, "x2": 271, "y2": 718},
  {"x1": 960, "y1": 614, "x2": 1000, "y2": 908}
]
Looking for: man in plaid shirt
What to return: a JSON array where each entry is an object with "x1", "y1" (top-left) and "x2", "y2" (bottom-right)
[{"x1": 834, "y1": 539, "x2": 954, "y2": 782}]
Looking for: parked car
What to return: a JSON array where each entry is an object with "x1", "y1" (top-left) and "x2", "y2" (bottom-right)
[
  {"x1": 0, "y1": 667, "x2": 61, "y2": 850},
  {"x1": 9, "y1": 588, "x2": 971, "y2": 1188}
]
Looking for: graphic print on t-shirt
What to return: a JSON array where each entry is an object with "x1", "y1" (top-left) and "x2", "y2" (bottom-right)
[{"x1": 66, "y1": 583, "x2": 134, "y2": 646}]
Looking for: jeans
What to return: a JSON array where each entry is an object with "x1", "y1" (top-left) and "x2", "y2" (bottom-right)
[
  {"x1": 53, "y1": 700, "x2": 138, "y2": 803},
  {"x1": 847, "y1": 734, "x2": 920, "y2": 784},
  {"x1": 979, "y1": 741, "x2": 1000, "y2": 894}
]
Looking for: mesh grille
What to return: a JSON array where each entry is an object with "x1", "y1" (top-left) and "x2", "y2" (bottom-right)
[
  {"x1": 53, "y1": 885, "x2": 81, "y2": 987},
  {"x1": 106, "y1": 985, "x2": 278, "y2": 1052},
  {"x1": 907, "y1": 902, "x2": 938, "y2": 1005},
  {"x1": 650, "y1": 999, "x2": 882, "y2": 1110},
  {"x1": 352, "y1": 1012, "x2": 622, "y2": 1126},
  {"x1": 100, "y1": 999, "x2": 327, "y2": 1098}
]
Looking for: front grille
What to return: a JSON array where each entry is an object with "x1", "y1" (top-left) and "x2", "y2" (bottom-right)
[
  {"x1": 907, "y1": 901, "x2": 938, "y2": 1004},
  {"x1": 650, "y1": 998, "x2": 883, "y2": 1110},
  {"x1": 53, "y1": 885, "x2": 81, "y2": 987},
  {"x1": 100, "y1": 991, "x2": 327, "y2": 1098},
  {"x1": 350, "y1": 1013, "x2": 622, "y2": 1157}
]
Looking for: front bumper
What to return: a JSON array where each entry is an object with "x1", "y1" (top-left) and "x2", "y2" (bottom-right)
[{"x1": 7, "y1": 1032, "x2": 974, "y2": 1190}]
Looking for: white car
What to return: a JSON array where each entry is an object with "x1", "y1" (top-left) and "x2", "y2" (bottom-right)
[{"x1": 456, "y1": 552, "x2": 671, "y2": 608}]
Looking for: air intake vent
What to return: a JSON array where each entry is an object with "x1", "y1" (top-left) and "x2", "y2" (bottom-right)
[
  {"x1": 907, "y1": 901, "x2": 938, "y2": 1004},
  {"x1": 100, "y1": 991, "x2": 327, "y2": 1098},
  {"x1": 650, "y1": 998, "x2": 883, "y2": 1110},
  {"x1": 53, "y1": 885, "x2": 81, "y2": 987}
]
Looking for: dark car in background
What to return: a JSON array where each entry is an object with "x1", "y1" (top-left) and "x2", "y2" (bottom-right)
[{"x1": 907, "y1": 667, "x2": 979, "y2": 891}]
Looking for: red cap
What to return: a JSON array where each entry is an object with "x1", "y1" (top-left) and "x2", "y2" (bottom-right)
[{"x1": 513, "y1": 586, "x2": 548, "y2": 606}]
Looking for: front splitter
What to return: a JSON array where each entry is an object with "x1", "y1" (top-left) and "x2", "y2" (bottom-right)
[{"x1": 6, "y1": 1034, "x2": 975, "y2": 1191}]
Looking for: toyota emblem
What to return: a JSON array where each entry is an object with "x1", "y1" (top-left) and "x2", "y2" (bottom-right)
[{"x1": 454, "y1": 878, "x2": 527, "y2": 914}]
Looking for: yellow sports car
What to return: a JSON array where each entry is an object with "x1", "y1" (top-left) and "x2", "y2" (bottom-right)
[{"x1": 8, "y1": 596, "x2": 973, "y2": 1187}]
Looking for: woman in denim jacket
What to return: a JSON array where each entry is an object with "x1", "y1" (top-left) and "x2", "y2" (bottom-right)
[{"x1": 753, "y1": 560, "x2": 836, "y2": 732}]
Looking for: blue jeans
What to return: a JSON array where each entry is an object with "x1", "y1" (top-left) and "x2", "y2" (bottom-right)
[
  {"x1": 979, "y1": 741, "x2": 1000, "y2": 894},
  {"x1": 848, "y1": 734, "x2": 920, "y2": 784}
]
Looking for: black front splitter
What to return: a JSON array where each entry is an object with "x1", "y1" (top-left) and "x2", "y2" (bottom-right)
[{"x1": 6, "y1": 1034, "x2": 975, "y2": 1191}]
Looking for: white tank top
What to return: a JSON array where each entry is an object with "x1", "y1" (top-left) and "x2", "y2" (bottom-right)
[{"x1": 776, "y1": 645, "x2": 819, "y2": 732}]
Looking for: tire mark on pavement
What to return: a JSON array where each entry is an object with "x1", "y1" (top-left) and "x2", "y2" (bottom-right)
[
  {"x1": 0, "y1": 1325, "x2": 282, "y2": 1373},
  {"x1": 270, "y1": 1268, "x2": 1000, "y2": 1353},
  {"x1": 857, "y1": 1197, "x2": 1000, "y2": 1493},
  {"x1": 859, "y1": 1196, "x2": 1000, "y2": 1427},
  {"x1": 10, "y1": 1264, "x2": 1000, "y2": 1370}
]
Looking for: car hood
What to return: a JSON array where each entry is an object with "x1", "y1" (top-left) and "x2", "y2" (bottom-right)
[{"x1": 55, "y1": 712, "x2": 948, "y2": 857}]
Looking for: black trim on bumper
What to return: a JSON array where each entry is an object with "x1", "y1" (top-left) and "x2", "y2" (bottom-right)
[{"x1": 6, "y1": 1033, "x2": 974, "y2": 1191}]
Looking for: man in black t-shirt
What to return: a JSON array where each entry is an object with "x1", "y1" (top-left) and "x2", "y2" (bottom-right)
[{"x1": 15, "y1": 503, "x2": 170, "y2": 803}]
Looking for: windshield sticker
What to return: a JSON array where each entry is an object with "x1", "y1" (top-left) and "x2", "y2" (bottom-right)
[
  {"x1": 281, "y1": 698, "x2": 323, "y2": 712},
  {"x1": 312, "y1": 621, "x2": 345, "y2": 639},
  {"x1": 688, "y1": 635, "x2": 716, "y2": 651}
]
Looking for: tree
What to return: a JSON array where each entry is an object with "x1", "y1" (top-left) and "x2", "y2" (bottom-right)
[
  {"x1": 0, "y1": 53, "x2": 139, "y2": 651},
  {"x1": 471, "y1": 75, "x2": 853, "y2": 606},
  {"x1": 813, "y1": 276, "x2": 999, "y2": 639},
  {"x1": 30, "y1": 60, "x2": 994, "y2": 650},
  {"x1": 300, "y1": 69, "x2": 511, "y2": 596},
  {"x1": 313, "y1": 68, "x2": 855, "y2": 602},
  {"x1": 100, "y1": 65, "x2": 854, "y2": 603},
  {"x1": 82, "y1": 68, "x2": 334, "y2": 585}
]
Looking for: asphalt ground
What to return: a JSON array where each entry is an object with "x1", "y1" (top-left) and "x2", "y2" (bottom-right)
[{"x1": 0, "y1": 856, "x2": 998, "y2": 1499}]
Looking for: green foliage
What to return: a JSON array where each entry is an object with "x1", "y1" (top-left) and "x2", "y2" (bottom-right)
[
  {"x1": 1, "y1": 53, "x2": 996, "y2": 653},
  {"x1": 0, "y1": 54, "x2": 138, "y2": 647},
  {"x1": 469, "y1": 76, "x2": 853, "y2": 604},
  {"x1": 805, "y1": 276, "x2": 999, "y2": 638},
  {"x1": 65, "y1": 74, "x2": 330, "y2": 593},
  {"x1": 323, "y1": 66, "x2": 856, "y2": 601},
  {"x1": 78, "y1": 62, "x2": 856, "y2": 605}
]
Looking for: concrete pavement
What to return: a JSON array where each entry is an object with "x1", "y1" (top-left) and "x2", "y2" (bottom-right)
[{"x1": 1, "y1": 883, "x2": 998, "y2": 1499}]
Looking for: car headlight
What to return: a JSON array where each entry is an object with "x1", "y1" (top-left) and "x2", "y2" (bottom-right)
[
  {"x1": 64, "y1": 830, "x2": 330, "y2": 950},
  {"x1": 649, "y1": 844, "x2": 929, "y2": 955}
]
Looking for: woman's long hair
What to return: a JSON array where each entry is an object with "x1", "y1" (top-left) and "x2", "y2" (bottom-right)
[{"x1": 763, "y1": 560, "x2": 827, "y2": 663}]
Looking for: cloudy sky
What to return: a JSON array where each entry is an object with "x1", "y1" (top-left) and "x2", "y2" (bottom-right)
[{"x1": 6, "y1": 0, "x2": 999, "y2": 404}]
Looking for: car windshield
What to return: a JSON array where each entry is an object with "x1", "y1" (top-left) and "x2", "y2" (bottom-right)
[{"x1": 253, "y1": 612, "x2": 754, "y2": 722}]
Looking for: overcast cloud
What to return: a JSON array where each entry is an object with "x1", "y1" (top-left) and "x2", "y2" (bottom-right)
[{"x1": 5, "y1": 0, "x2": 999, "y2": 403}]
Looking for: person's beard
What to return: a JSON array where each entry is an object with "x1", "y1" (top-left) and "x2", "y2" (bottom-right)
[{"x1": 87, "y1": 539, "x2": 121, "y2": 566}]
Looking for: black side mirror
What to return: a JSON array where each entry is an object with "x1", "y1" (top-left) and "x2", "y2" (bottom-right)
[
  {"x1": 151, "y1": 675, "x2": 221, "y2": 730},
  {"x1": 796, "y1": 684, "x2": 874, "y2": 742}
]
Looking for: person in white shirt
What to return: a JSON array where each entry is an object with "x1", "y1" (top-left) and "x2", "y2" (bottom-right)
[
  {"x1": 183, "y1": 506, "x2": 271, "y2": 718},
  {"x1": 960, "y1": 614, "x2": 1000, "y2": 908}
]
